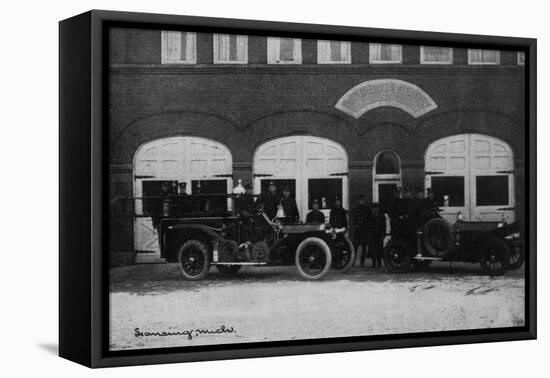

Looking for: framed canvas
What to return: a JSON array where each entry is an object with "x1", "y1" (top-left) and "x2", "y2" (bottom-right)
[{"x1": 59, "y1": 10, "x2": 537, "y2": 368}]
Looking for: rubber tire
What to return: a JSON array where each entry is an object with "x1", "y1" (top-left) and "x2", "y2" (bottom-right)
[
  {"x1": 383, "y1": 240, "x2": 412, "y2": 273},
  {"x1": 508, "y1": 243, "x2": 524, "y2": 270},
  {"x1": 295, "y1": 237, "x2": 332, "y2": 280},
  {"x1": 423, "y1": 218, "x2": 453, "y2": 257},
  {"x1": 177, "y1": 240, "x2": 210, "y2": 280},
  {"x1": 332, "y1": 235, "x2": 356, "y2": 273},
  {"x1": 479, "y1": 238, "x2": 510, "y2": 276}
]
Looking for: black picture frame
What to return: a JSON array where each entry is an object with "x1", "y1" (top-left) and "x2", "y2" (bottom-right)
[{"x1": 59, "y1": 9, "x2": 537, "y2": 368}]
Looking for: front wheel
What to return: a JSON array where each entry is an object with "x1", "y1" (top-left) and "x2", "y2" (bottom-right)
[
  {"x1": 177, "y1": 240, "x2": 210, "y2": 280},
  {"x1": 295, "y1": 237, "x2": 332, "y2": 280},
  {"x1": 331, "y1": 235, "x2": 356, "y2": 272},
  {"x1": 383, "y1": 240, "x2": 412, "y2": 273},
  {"x1": 480, "y1": 238, "x2": 510, "y2": 276}
]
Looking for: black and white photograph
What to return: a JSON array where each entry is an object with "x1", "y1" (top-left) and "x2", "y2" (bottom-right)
[{"x1": 107, "y1": 23, "x2": 528, "y2": 352}]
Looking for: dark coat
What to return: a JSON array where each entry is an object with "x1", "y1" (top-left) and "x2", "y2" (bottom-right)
[
  {"x1": 352, "y1": 204, "x2": 371, "y2": 232},
  {"x1": 306, "y1": 209, "x2": 326, "y2": 224},
  {"x1": 281, "y1": 197, "x2": 300, "y2": 223},
  {"x1": 235, "y1": 193, "x2": 256, "y2": 216},
  {"x1": 369, "y1": 212, "x2": 387, "y2": 241},
  {"x1": 329, "y1": 207, "x2": 348, "y2": 228},
  {"x1": 258, "y1": 192, "x2": 279, "y2": 219}
]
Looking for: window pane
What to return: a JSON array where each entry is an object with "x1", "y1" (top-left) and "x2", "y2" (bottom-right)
[
  {"x1": 142, "y1": 180, "x2": 177, "y2": 216},
  {"x1": 422, "y1": 46, "x2": 452, "y2": 63},
  {"x1": 191, "y1": 180, "x2": 228, "y2": 213},
  {"x1": 280, "y1": 38, "x2": 295, "y2": 61},
  {"x1": 470, "y1": 49, "x2": 499, "y2": 64},
  {"x1": 375, "y1": 151, "x2": 400, "y2": 175},
  {"x1": 476, "y1": 176, "x2": 509, "y2": 206},
  {"x1": 330, "y1": 41, "x2": 342, "y2": 61},
  {"x1": 229, "y1": 35, "x2": 237, "y2": 61},
  {"x1": 371, "y1": 44, "x2": 401, "y2": 62},
  {"x1": 308, "y1": 178, "x2": 343, "y2": 210},
  {"x1": 260, "y1": 179, "x2": 296, "y2": 198},
  {"x1": 431, "y1": 176, "x2": 464, "y2": 207}
]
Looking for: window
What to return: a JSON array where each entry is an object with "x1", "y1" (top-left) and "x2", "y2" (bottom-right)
[
  {"x1": 191, "y1": 180, "x2": 229, "y2": 213},
  {"x1": 375, "y1": 151, "x2": 400, "y2": 175},
  {"x1": 318, "y1": 40, "x2": 351, "y2": 64},
  {"x1": 213, "y1": 34, "x2": 248, "y2": 64},
  {"x1": 373, "y1": 151, "x2": 402, "y2": 205},
  {"x1": 267, "y1": 37, "x2": 302, "y2": 64},
  {"x1": 431, "y1": 176, "x2": 465, "y2": 207},
  {"x1": 518, "y1": 51, "x2": 525, "y2": 65},
  {"x1": 420, "y1": 46, "x2": 453, "y2": 64},
  {"x1": 308, "y1": 178, "x2": 343, "y2": 209},
  {"x1": 476, "y1": 176, "x2": 509, "y2": 206},
  {"x1": 369, "y1": 43, "x2": 402, "y2": 63},
  {"x1": 161, "y1": 31, "x2": 197, "y2": 64},
  {"x1": 468, "y1": 49, "x2": 500, "y2": 65}
]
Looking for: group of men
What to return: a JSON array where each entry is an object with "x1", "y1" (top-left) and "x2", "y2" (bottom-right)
[{"x1": 153, "y1": 179, "x2": 439, "y2": 269}]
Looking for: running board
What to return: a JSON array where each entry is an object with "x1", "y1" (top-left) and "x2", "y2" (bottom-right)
[
  {"x1": 211, "y1": 262, "x2": 268, "y2": 266},
  {"x1": 412, "y1": 256, "x2": 442, "y2": 261}
]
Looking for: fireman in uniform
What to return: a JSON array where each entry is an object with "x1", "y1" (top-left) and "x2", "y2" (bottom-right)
[
  {"x1": 368, "y1": 202, "x2": 386, "y2": 268},
  {"x1": 153, "y1": 181, "x2": 173, "y2": 250},
  {"x1": 257, "y1": 181, "x2": 279, "y2": 220},
  {"x1": 235, "y1": 183, "x2": 256, "y2": 243},
  {"x1": 306, "y1": 198, "x2": 326, "y2": 224},
  {"x1": 280, "y1": 185, "x2": 300, "y2": 224},
  {"x1": 329, "y1": 197, "x2": 348, "y2": 229},
  {"x1": 352, "y1": 194, "x2": 371, "y2": 267}
]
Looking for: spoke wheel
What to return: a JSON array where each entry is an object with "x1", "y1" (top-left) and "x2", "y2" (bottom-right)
[
  {"x1": 383, "y1": 240, "x2": 412, "y2": 273},
  {"x1": 177, "y1": 240, "x2": 210, "y2": 280},
  {"x1": 331, "y1": 235, "x2": 356, "y2": 272},
  {"x1": 295, "y1": 237, "x2": 332, "y2": 280},
  {"x1": 479, "y1": 238, "x2": 510, "y2": 276},
  {"x1": 423, "y1": 218, "x2": 452, "y2": 257}
]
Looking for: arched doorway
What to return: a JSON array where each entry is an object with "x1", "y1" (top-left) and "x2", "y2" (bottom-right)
[
  {"x1": 425, "y1": 134, "x2": 514, "y2": 222},
  {"x1": 253, "y1": 136, "x2": 348, "y2": 221},
  {"x1": 133, "y1": 136, "x2": 233, "y2": 255},
  {"x1": 373, "y1": 150, "x2": 402, "y2": 207}
]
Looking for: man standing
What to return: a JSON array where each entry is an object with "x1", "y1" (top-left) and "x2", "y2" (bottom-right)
[
  {"x1": 280, "y1": 185, "x2": 300, "y2": 223},
  {"x1": 368, "y1": 203, "x2": 386, "y2": 268},
  {"x1": 257, "y1": 181, "x2": 279, "y2": 220},
  {"x1": 329, "y1": 197, "x2": 348, "y2": 229},
  {"x1": 352, "y1": 194, "x2": 371, "y2": 267},
  {"x1": 152, "y1": 181, "x2": 172, "y2": 250},
  {"x1": 306, "y1": 198, "x2": 326, "y2": 224}
]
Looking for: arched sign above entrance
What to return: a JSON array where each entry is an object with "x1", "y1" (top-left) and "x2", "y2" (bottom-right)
[{"x1": 335, "y1": 79, "x2": 438, "y2": 119}]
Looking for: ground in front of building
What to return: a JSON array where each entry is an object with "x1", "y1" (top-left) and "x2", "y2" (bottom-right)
[{"x1": 109, "y1": 262, "x2": 525, "y2": 351}]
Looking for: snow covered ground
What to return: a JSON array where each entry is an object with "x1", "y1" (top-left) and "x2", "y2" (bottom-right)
[{"x1": 109, "y1": 263, "x2": 525, "y2": 351}]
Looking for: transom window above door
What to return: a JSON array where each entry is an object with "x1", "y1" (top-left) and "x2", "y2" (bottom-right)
[
  {"x1": 161, "y1": 31, "x2": 197, "y2": 64},
  {"x1": 420, "y1": 46, "x2": 453, "y2": 64},
  {"x1": 213, "y1": 34, "x2": 248, "y2": 64},
  {"x1": 317, "y1": 40, "x2": 351, "y2": 64},
  {"x1": 369, "y1": 43, "x2": 402, "y2": 63},
  {"x1": 468, "y1": 49, "x2": 500, "y2": 65},
  {"x1": 267, "y1": 37, "x2": 302, "y2": 64}
]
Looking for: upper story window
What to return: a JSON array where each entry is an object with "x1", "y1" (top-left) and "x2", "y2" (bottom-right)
[
  {"x1": 267, "y1": 37, "x2": 302, "y2": 64},
  {"x1": 213, "y1": 34, "x2": 248, "y2": 64},
  {"x1": 318, "y1": 40, "x2": 351, "y2": 64},
  {"x1": 420, "y1": 46, "x2": 453, "y2": 64},
  {"x1": 161, "y1": 31, "x2": 197, "y2": 64},
  {"x1": 468, "y1": 49, "x2": 500, "y2": 65},
  {"x1": 369, "y1": 43, "x2": 402, "y2": 64},
  {"x1": 518, "y1": 51, "x2": 525, "y2": 65}
]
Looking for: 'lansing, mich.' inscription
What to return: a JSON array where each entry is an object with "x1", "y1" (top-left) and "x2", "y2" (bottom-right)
[{"x1": 336, "y1": 79, "x2": 437, "y2": 119}]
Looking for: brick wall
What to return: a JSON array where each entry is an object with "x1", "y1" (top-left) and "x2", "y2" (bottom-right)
[{"x1": 108, "y1": 27, "x2": 526, "y2": 265}]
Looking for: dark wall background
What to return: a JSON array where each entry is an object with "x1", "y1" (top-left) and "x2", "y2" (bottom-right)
[{"x1": 108, "y1": 28, "x2": 526, "y2": 265}]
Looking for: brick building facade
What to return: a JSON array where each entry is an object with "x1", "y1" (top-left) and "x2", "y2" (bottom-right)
[{"x1": 108, "y1": 27, "x2": 525, "y2": 266}]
